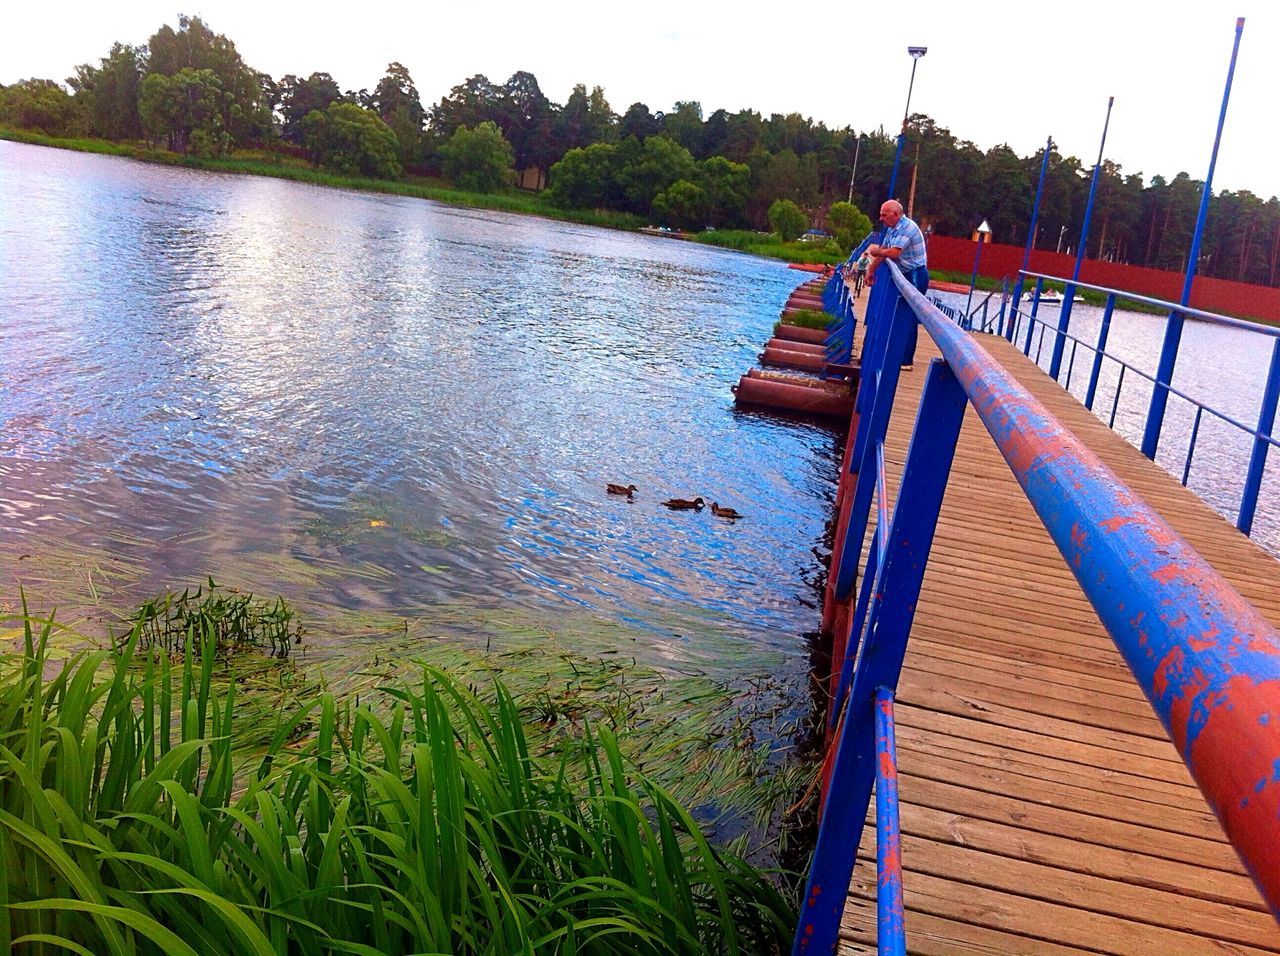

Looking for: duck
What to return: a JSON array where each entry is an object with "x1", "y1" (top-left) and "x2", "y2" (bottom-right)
[
  {"x1": 662, "y1": 496, "x2": 705, "y2": 510},
  {"x1": 607, "y1": 483, "x2": 638, "y2": 497},
  {"x1": 710, "y1": 503, "x2": 743, "y2": 519}
]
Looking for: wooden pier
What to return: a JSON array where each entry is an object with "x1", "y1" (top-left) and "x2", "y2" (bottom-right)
[{"x1": 836, "y1": 330, "x2": 1280, "y2": 952}]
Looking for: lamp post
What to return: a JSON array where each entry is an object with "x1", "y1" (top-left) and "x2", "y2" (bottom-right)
[
  {"x1": 847, "y1": 134, "x2": 863, "y2": 204},
  {"x1": 886, "y1": 46, "x2": 927, "y2": 201},
  {"x1": 966, "y1": 219, "x2": 992, "y2": 324}
]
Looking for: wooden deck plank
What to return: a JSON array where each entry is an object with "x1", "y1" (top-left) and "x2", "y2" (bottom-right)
[{"x1": 838, "y1": 328, "x2": 1280, "y2": 952}]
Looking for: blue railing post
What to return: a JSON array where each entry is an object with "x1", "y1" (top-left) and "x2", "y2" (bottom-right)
[
  {"x1": 874, "y1": 687, "x2": 905, "y2": 956},
  {"x1": 1084, "y1": 294, "x2": 1117, "y2": 411},
  {"x1": 1238, "y1": 336, "x2": 1280, "y2": 535},
  {"x1": 795, "y1": 358, "x2": 967, "y2": 955},
  {"x1": 1009, "y1": 138, "x2": 1053, "y2": 342},
  {"x1": 838, "y1": 286, "x2": 913, "y2": 601},
  {"x1": 1049, "y1": 97, "x2": 1113, "y2": 381},
  {"x1": 1023, "y1": 277, "x2": 1044, "y2": 356},
  {"x1": 1142, "y1": 18, "x2": 1245, "y2": 460}
]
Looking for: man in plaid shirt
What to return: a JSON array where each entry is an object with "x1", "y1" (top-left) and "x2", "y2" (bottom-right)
[{"x1": 866, "y1": 199, "x2": 929, "y2": 369}]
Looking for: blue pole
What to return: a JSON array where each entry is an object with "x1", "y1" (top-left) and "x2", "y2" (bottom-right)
[
  {"x1": 888, "y1": 132, "x2": 904, "y2": 201},
  {"x1": 1142, "y1": 17, "x2": 1246, "y2": 460},
  {"x1": 1084, "y1": 294, "x2": 1117, "y2": 411},
  {"x1": 1009, "y1": 136, "x2": 1053, "y2": 341},
  {"x1": 795, "y1": 359, "x2": 967, "y2": 956},
  {"x1": 965, "y1": 232, "x2": 987, "y2": 321},
  {"x1": 1238, "y1": 336, "x2": 1280, "y2": 536},
  {"x1": 887, "y1": 53, "x2": 923, "y2": 201},
  {"x1": 1049, "y1": 98, "x2": 1113, "y2": 380}
]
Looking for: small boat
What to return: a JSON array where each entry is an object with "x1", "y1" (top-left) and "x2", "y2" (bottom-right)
[{"x1": 1029, "y1": 289, "x2": 1086, "y2": 305}]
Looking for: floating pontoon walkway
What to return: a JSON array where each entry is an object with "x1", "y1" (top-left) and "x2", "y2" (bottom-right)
[{"x1": 836, "y1": 330, "x2": 1280, "y2": 953}]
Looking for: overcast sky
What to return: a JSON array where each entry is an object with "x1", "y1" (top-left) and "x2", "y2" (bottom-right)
[{"x1": 6, "y1": 1, "x2": 1277, "y2": 199}]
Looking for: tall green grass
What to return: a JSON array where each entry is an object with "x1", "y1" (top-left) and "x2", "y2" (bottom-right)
[
  {"x1": 693, "y1": 230, "x2": 844, "y2": 266},
  {"x1": 0, "y1": 606, "x2": 795, "y2": 954},
  {"x1": 776, "y1": 309, "x2": 832, "y2": 332}
]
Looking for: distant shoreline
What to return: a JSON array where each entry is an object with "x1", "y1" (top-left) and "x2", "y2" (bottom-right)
[{"x1": 0, "y1": 128, "x2": 842, "y2": 267}]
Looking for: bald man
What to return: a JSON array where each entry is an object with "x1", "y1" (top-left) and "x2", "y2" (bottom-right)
[{"x1": 865, "y1": 199, "x2": 929, "y2": 368}]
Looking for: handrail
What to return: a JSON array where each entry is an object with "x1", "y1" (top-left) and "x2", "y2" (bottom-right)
[
  {"x1": 1018, "y1": 270, "x2": 1280, "y2": 338},
  {"x1": 794, "y1": 259, "x2": 1280, "y2": 954},
  {"x1": 1014, "y1": 310, "x2": 1280, "y2": 448},
  {"x1": 1003, "y1": 277, "x2": 1280, "y2": 537},
  {"x1": 821, "y1": 231, "x2": 881, "y2": 369}
]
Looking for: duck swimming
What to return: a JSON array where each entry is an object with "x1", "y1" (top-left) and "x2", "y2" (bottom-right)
[
  {"x1": 710, "y1": 503, "x2": 743, "y2": 519},
  {"x1": 662, "y1": 497, "x2": 705, "y2": 510},
  {"x1": 607, "y1": 483, "x2": 638, "y2": 497}
]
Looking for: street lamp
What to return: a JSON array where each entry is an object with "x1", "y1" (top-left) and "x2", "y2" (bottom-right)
[
  {"x1": 847, "y1": 133, "x2": 863, "y2": 204},
  {"x1": 887, "y1": 46, "x2": 927, "y2": 201}
]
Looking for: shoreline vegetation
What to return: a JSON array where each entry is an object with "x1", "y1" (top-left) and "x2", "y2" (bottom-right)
[
  {"x1": 0, "y1": 587, "x2": 802, "y2": 954},
  {"x1": 1, "y1": 128, "x2": 845, "y2": 266}
]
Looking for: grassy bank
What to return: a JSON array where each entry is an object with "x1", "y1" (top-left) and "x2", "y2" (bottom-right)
[
  {"x1": 0, "y1": 128, "x2": 644, "y2": 233},
  {"x1": 693, "y1": 230, "x2": 844, "y2": 266},
  {"x1": 0, "y1": 593, "x2": 799, "y2": 954},
  {"x1": 2, "y1": 129, "x2": 852, "y2": 269}
]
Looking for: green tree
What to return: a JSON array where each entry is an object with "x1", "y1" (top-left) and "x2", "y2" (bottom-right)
[
  {"x1": 698, "y1": 155, "x2": 750, "y2": 227},
  {"x1": 652, "y1": 179, "x2": 708, "y2": 230},
  {"x1": 302, "y1": 102, "x2": 401, "y2": 178},
  {"x1": 0, "y1": 79, "x2": 83, "y2": 136},
  {"x1": 372, "y1": 62, "x2": 424, "y2": 166},
  {"x1": 722, "y1": 109, "x2": 763, "y2": 163},
  {"x1": 497, "y1": 71, "x2": 556, "y2": 178},
  {"x1": 662, "y1": 101, "x2": 704, "y2": 156},
  {"x1": 68, "y1": 43, "x2": 144, "y2": 140},
  {"x1": 438, "y1": 120, "x2": 515, "y2": 192},
  {"x1": 768, "y1": 198, "x2": 807, "y2": 241},
  {"x1": 827, "y1": 201, "x2": 873, "y2": 252},
  {"x1": 145, "y1": 15, "x2": 271, "y2": 146},
  {"x1": 556, "y1": 83, "x2": 616, "y2": 152},
  {"x1": 749, "y1": 148, "x2": 818, "y2": 226},
  {"x1": 616, "y1": 135, "x2": 696, "y2": 215},
  {"x1": 546, "y1": 143, "x2": 620, "y2": 208},
  {"x1": 979, "y1": 144, "x2": 1032, "y2": 246},
  {"x1": 619, "y1": 102, "x2": 658, "y2": 141},
  {"x1": 138, "y1": 68, "x2": 231, "y2": 155},
  {"x1": 278, "y1": 72, "x2": 341, "y2": 145}
]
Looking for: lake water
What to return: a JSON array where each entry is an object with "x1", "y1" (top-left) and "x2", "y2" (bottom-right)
[{"x1": 0, "y1": 141, "x2": 838, "y2": 731}]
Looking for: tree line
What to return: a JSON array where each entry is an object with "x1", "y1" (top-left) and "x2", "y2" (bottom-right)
[{"x1": 3, "y1": 14, "x2": 1278, "y2": 285}]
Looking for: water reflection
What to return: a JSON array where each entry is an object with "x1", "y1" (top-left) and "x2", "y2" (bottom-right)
[{"x1": 0, "y1": 142, "x2": 837, "y2": 699}]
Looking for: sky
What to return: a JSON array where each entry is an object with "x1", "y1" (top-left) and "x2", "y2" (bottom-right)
[{"x1": 5, "y1": 0, "x2": 1279, "y2": 199}]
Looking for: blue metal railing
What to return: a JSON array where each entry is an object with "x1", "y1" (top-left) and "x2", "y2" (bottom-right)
[
  {"x1": 794, "y1": 261, "x2": 1280, "y2": 954},
  {"x1": 999, "y1": 271, "x2": 1280, "y2": 537},
  {"x1": 820, "y1": 232, "x2": 879, "y2": 369}
]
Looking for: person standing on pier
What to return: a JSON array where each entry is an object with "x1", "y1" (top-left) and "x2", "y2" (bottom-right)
[{"x1": 866, "y1": 199, "x2": 929, "y2": 368}]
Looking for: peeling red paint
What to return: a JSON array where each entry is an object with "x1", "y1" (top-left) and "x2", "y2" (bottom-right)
[
  {"x1": 1166, "y1": 665, "x2": 1212, "y2": 754},
  {"x1": 1184, "y1": 675, "x2": 1280, "y2": 908},
  {"x1": 1153, "y1": 646, "x2": 1186, "y2": 702}
]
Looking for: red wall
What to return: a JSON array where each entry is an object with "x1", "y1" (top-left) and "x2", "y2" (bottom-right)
[{"x1": 927, "y1": 234, "x2": 1280, "y2": 323}]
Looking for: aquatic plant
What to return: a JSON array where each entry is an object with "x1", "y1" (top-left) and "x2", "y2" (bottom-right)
[
  {"x1": 0, "y1": 607, "x2": 796, "y2": 954},
  {"x1": 776, "y1": 309, "x2": 831, "y2": 332},
  {"x1": 121, "y1": 578, "x2": 302, "y2": 660}
]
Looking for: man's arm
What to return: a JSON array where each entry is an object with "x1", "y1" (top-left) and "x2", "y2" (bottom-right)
[{"x1": 865, "y1": 241, "x2": 905, "y2": 284}]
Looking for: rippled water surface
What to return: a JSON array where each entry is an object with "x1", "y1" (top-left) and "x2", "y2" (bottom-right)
[{"x1": 0, "y1": 142, "x2": 837, "y2": 694}]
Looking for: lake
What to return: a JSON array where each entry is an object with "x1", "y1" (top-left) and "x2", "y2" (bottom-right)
[{"x1": 0, "y1": 141, "x2": 839, "y2": 755}]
